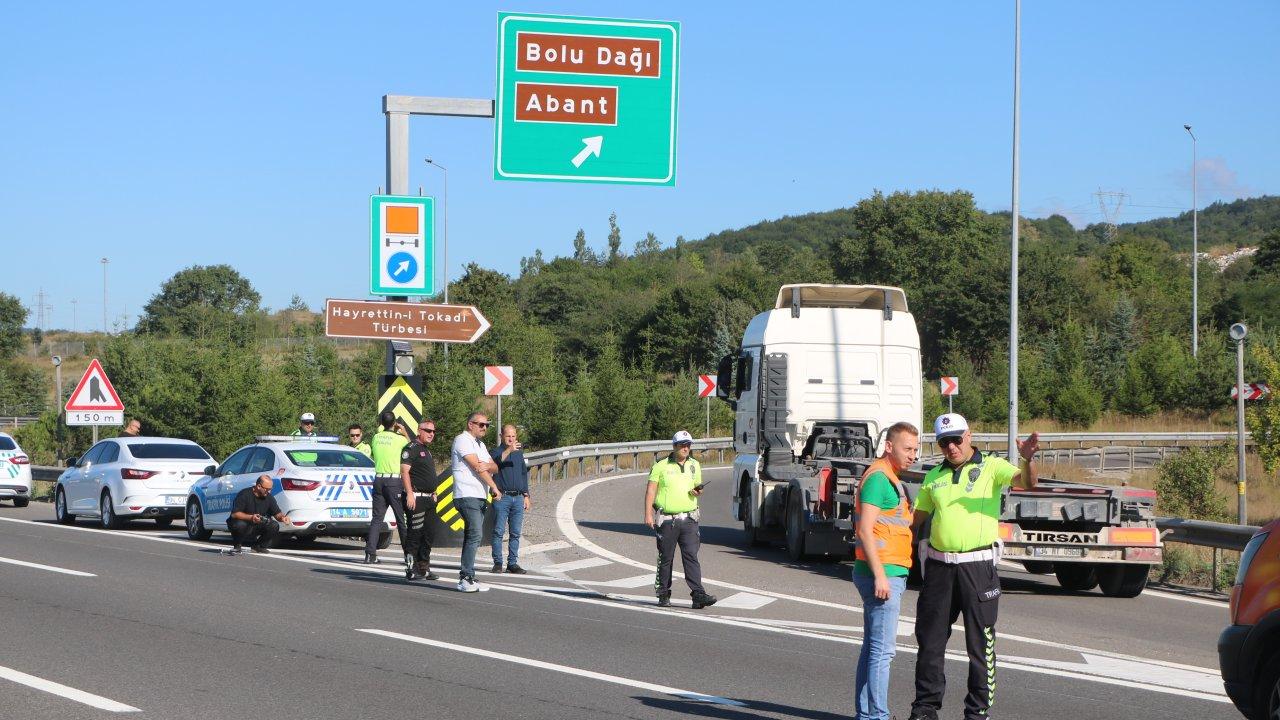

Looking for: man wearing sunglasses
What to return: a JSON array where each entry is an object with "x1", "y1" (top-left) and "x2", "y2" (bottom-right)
[
  {"x1": 907, "y1": 413, "x2": 1039, "y2": 720},
  {"x1": 644, "y1": 430, "x2": 717, "y2": 610},
  {"x1": 399, "y1": 421, "x2": 440, "y2": 581},
  {"x1": 450, "y1": 412, "x2": 502, "y2": 592},
  {"x1": 347, "y1": 424, "x2": 371, "y2": 457}
]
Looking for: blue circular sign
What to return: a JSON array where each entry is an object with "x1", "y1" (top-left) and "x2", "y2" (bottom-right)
[{"x1": 386, "y1": 252, "x2": 418, "y2": 283}]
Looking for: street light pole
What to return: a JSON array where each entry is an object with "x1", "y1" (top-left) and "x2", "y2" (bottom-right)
[
  {"x1": 1231, "y1": 322, "x2": 1248, "y2": 524},
  {"x1": 1007, "y1": 0, "x2": 1022, "y2": 459},
  {"x1": 100, "y1": 257, "x2": 109, "y2": 334},
  {"x1": 1185, "y1": 125, "x2": 1198, "y2": 357}
]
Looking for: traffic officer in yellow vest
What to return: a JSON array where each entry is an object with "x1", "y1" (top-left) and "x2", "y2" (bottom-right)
[
  {"x1": 908, "y1": 413, "x2": 1039, "y2": 720},
  {"x1": 853, "y1": 421, "x2": 920, "y2": 720},
  {"x1": 644, "y1": 430, "x2": 717, "y2": 609},
  {"x1": 363, "y1": 411, "x2": 410, "y2": 565}
]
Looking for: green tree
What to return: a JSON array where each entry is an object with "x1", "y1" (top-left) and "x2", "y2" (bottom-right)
[
  {"x1": 634, "y1": 231, "x2": 662, "y2": 257},
  {"x1": 1251, "y1": 228, "x2": 1280, "y2": 276},
  {"x1": 0, "y1": 293, "x2": 28, "y2": 361},
  {"x1": 1247, "y1": 344, "x2": 1280, "y2": 472},
  {"x1": 606, "y1": 211, "x2": 623, "y2": 266},
  {"x1": 138, "y1": 264, "x2": 262, "y2": 344}
]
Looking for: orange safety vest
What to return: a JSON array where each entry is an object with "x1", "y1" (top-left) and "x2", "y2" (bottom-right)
[{"x1": 854, "y1": 457, "x2": 914, "y2": 569}]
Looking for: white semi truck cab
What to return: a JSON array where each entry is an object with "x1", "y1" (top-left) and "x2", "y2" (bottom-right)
[{"x1": 716, "y1": 284, "x2": 922, "y2": 559}]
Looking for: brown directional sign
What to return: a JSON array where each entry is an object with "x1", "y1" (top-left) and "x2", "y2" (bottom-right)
[{"x1": 325, "y1": 299, "x2": 491, "y2": 343}]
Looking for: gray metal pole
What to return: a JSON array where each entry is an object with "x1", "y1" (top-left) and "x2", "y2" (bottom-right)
[
  {"x1": 1236, "y1": 337, "x2": 1247, "y2": 524},
  {"x1": 1186, "y1": 125, "x2": 1198, "y2": 357},
  {"x1": 100, "y1": 257, "x2": 109, "y2": 334},
  {"x1": 1007, "y1": 0, "x2": 1022, "y2": 459},
  {"x1": 55, "y1": 362, "x2": 63, "y2": 463},
  {"x1": 386, "y1": 112, "x2": 409, "y2": 196}
]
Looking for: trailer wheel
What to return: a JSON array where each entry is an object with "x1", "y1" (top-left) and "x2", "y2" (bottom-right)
[
  {"x1": 1054, "y1": 563, "x2": 1099, "y2": 592},
  {"x1": 785, "y1": 491, "x2": 807, "y2": 561},
  {"x1": 1098, "y1": 564, "x2": 1149, "y2": 598}
]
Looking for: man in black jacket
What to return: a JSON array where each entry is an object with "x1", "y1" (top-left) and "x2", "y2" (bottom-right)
[
  {"x1": 228, "y1": 475, "x2": 289, "y2": 554},
  {"x1": 400, "y1": 421, "x2": 441, "y2": 580}
]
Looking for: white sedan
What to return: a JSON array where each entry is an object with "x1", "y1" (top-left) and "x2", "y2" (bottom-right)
[
  {"x1": 184, "y1": 438, "x2": 395, "y2": 546},
  {"x1": 0, "y1": 432, "x2": 33, "y2": 507},
  {"x1": 54, "y1": 436, "x2": 215, "y2": 528}
]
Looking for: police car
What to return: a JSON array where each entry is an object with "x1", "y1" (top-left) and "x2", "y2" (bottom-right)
[
  {"x1": 0, "y1": 432, "x2": 33, "y2": 507},
  {"x1": 184, "y1": 436, "x2": 395, "y2": 546}
]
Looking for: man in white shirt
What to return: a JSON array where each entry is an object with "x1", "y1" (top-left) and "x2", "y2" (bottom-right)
[{"x1": 450, "y1": 412, "x2": 502, "y2": 592}]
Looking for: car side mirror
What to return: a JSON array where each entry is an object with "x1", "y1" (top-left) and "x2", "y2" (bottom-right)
[
  {"x1": 69, "y1": 455, "x2": 81, "y2": 467},
  {"x1": 204, "y1": 465, "x2": 217, "y2": 477}
]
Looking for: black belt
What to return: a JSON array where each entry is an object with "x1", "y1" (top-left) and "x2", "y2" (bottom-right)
[{"x1": 499, "y1": 490, "x2": 528, "y2": 496}]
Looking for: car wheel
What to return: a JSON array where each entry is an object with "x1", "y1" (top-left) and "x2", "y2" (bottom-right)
[
  {"x1": 154, "y1": 517, "x2": 174, "y2": 528},
  {"x1": 1054, "y1": 563, "x2": 1099, "y2": 592},
  {"x1": 55, "y1": 488, "x2": 75, "y2": 524},
  {"x1": 100, "y1": 492, "x2": 123, "y2": 530},
  {"x1": 1098, "y1": 564, "x2": 1149, "y2": 598},
  {"x1": 1252, "y1": 651, "x2": 1280, "y2": 720},
  {"x1": 377, "y1": 530, "x2": 392, "y2": 550},
  {"x1": 13, "y1": 497, "x2": 29, "y2": 508},
  {"x1": 186, "y1": 500, "x2": 212, "y2": 541},
  {"x1": 785, "y1": 490, "x2": 807, "y2": 562}
]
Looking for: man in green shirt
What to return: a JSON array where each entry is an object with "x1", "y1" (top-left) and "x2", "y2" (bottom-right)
[
  {"x1": 363, "y1": 411, "x2": 409, "y2": 565},
  {"x1": 347, "y1": 424, "x2": 371, "y2": 457},
  {"x1": 908, "y1": 413, "x2": 1039, "y2": 720},
  {"x1": 291, "y1": 412, "x2": 318, "y2": 437},
  {"x1": 643, "y1": 430, "x2": 717, "y2": 610}
]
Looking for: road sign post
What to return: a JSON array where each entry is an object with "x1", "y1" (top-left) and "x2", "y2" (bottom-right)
[
  {"x1": 697, "y1": 374, "x2": 716, "y2": 438},
  {"x1": 495, "y1": 12, "x2": 680, "y2": 185},
  {"x1": 940, "y1": 376, "x2": 959, "y2": 414},
  {"x1": 485, "y1": 366, "x2": 514, "y2": 432},
  {"x1": 1231, "y1": 323, "x2": 1249, "y2": 524}
]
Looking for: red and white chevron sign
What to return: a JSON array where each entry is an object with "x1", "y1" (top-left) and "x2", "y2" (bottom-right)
[
  {"x1": 484, "y1": 366, "x2": 513, "y2": 396},
  {"x1": 940, "y1": 376, "x2": 959, "y2": 396},
  {"x1": 1231, "y1": 383, "x2": 1270, "y2": 401},
  {"x1": 697, "y1": 374, "x2": 717, "y2": 399}
]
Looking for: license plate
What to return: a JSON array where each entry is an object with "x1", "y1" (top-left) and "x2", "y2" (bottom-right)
[
  {"x1": 164, "y1": 495, "x2": 184, "y2": 506},
  {"x1": 1031, "y1": 546, "x2": 1084, "y2": 558},
  {"x1": 330, "y1": 508, "x2": 369, "y2": 519}
]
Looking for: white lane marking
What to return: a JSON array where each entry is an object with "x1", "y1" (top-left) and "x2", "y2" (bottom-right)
[
  {"x1": 0, "y1": 517, "x2": 1228, "y2": 702},
  {"x1": 582, "y1": 573, "x2": 657, "y2": 588},
  {"x1": 357, "y1": 628, "x2": 746, "y2": 707},
  {"x1": 714, "y1": 592, "x2": 776, "y2": 610},
  {"x1": 0, "y1": 555, "x2": 95, "y2": 577},
  {"x1": 540, "y1": 557, "x2": 611, "y2": 572},
  {"x1": 522, "y1": 540, "x2": 572, "y2": 553},
  {"x1": 0, "y1": 664, "x2": 139, "y2": 712}
]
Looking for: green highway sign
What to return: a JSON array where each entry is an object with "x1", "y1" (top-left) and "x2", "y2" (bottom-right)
[
  {"x1": 370, "y1": 195, "x2": 435, "y2": 296},
  {"x1": 494, "y1": 12, "x2": 680, "y2": 186}
]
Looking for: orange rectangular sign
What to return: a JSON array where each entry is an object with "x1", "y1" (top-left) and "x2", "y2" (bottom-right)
[{"x1": 516, "y1": 32, "x2": 661, "y2": 77}]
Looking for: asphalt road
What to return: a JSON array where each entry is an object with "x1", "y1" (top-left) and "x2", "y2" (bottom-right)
[{"x1": 0, "y1": 471, "x2": 1239, "y2": 720}]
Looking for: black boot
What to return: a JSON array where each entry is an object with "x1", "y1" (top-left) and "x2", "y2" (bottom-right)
[{"x1": 691, "y1": 592, "x2": 718, "y2": 609}]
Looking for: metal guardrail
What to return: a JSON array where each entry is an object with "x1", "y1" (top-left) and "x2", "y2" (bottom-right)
[
  {"x1": 524, "y1": 437, "x2": 734, "y2": 484},
  {"x1": 1156, "y1": 517, "x2": 1260, "y2": 552},
  {"x1": 0, "y1": 416, "x2": 41, "y2": 429}
]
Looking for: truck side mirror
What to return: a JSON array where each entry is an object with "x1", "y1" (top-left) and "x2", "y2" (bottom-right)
[{"x1": 715, "y1": 354, "x2": 736, "y2": 408}]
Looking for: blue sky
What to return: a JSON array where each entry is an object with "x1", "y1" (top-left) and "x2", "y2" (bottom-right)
[{"x1": 3, "y1": 1, "x2": 1277, "y2": 331}]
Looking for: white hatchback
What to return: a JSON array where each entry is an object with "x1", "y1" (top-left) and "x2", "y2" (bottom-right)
[
  {"x1": 54, "y1": 436, "x2": 215, "y2": 528},
  {"x1": 184, "y1": 439, "x2": 395, "y2": 546},
  {"x1": 0, "y1": 432, "x2": 33, "y2": 507}
]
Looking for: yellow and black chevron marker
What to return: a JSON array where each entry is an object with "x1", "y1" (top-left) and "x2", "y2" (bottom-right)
[
  {"x1": 433, "y1": 475, "x2": 466, "y2": 532},
  {"x1": 378, "y1": 375, "x2": 422, "y2": 430}
]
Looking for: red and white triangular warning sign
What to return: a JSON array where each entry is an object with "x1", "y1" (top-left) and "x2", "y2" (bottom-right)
[{"x1": 65, "y1": 358, "x2": 125, "y2": 412}]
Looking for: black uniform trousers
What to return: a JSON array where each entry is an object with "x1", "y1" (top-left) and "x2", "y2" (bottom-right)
[
  {"x1": 912, "y1": 556, "x2": 1002, "y2": 720},
  {"x1": 365, "y1": 475, "x2": 406, "y2": 554},
  {"x1": 230, "y1": 519, "x2": 279, "y2": 549},
  {"x1": 653, "y1": 516, "x2": 706, "y2": 598},
  {"x1": 401, "y1": 493, "x2": 434, "y2": 563}
]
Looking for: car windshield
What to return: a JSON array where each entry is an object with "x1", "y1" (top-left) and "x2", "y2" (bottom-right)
[
  {"x1": 285, "y1": 448, "x2": 373, "y2": 468},
  {"x1": 128, "y1": 443, "x2": 213, "y2": 460},
  {"x1": 0, "y1": 437, "x2": 16, "y2": 451}
]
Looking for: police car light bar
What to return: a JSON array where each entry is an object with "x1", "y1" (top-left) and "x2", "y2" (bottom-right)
[{"x1": 254, "y1": 435, "x2": 342, "y2": 443}]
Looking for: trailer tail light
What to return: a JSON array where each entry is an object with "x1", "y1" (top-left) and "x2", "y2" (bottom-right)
[
  {"x1": 1123, "y1": 547, "x2": 1162, "y2": 562},
  {"x1": 121, "y1": 468, "x2": 157, "y2": 479},
  {"x1": 1109, "y1": 527, "x2": 1159, "y2": 545},
  {"x1": 9, "y1": 455, "x2": 29, "y2": 465},
  {"x1": 281, "y1": 477, "x2": 321, "y2": 491},
  {"x1": 998, "y1": 523, "x2": 1015, "y2": 541}
]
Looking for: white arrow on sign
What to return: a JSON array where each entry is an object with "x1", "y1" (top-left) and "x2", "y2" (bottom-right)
[
  {"x1": 697, "y1": 374, "x2": 717, "y2": 399},
  {"x1": 394, "y1": 260, "x2": 411, "y2": 278},
  {"x1": 571, "y1": 136, "x2": 604, "y2": 168}
]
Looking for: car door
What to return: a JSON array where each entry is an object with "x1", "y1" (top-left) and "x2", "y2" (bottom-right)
[
  {"x1": 205, "y1": 448, "x2": 254, "y2": 528},
  {"x1": 90, "y1": 441, "x2": 121, "y2": 511},
  {"x1": 67, "y1": 443, "x2": 106, "y2": 511}
]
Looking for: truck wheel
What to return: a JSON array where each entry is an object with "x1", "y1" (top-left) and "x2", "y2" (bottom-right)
[
  {"x1": 1054, "y1": 563, "x2": 1099, "y2": 592},
  {"x1": 1021, "y1": 561, "x2": 1055, "y2": 575},
  {"x1": 741, "y1": 480, "x2": 766, "y2": 548},
  {"x1": 1252, "y1": 651, "x2": 1280, "y2": 720},
  {"x1": 785, "y1": 492, "x2": 807, "y2": 562},
  {"x1": 1098, "y1": 565, "x2": 1149, "y2": 598}
]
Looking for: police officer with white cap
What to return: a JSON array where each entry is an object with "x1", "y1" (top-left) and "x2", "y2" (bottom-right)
[
  {"x1": 643, "y1": 430, "x2": 717, "y2": 609},
  {"x1": 908, "y1": 413, "x2": 1039, "y2": 720},
  {"x1": 291, "y1": 412, "x2": 318, "y2": 437}
]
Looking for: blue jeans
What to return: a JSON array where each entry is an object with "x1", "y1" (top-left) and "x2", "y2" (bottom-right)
[
  {"x1": 455, "y1": 497, "x2": 486, "y2": 580},
  {"x1": 490, "y1": 494, "x2": 525, "y2": 566},
  {"x1": 853, "y1": 572, "x2": 906, "y2": 720}
]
